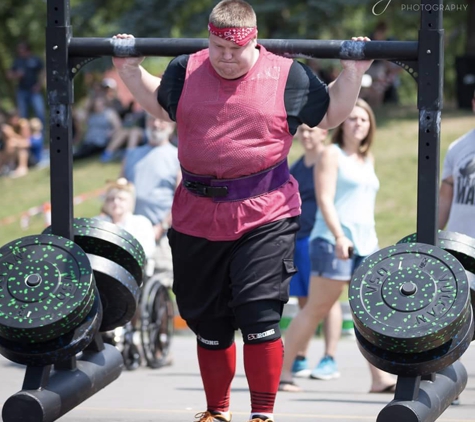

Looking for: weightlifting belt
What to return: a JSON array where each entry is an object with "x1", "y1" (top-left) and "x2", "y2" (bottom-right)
[{"x1": 182, "y1": 160, "x2": 290, "y2": 203}]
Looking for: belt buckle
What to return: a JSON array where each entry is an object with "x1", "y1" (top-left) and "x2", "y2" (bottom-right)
[
  {"x1": 184, "y1": 180, "x2": 228, "y2": 198},
  {"x1": 205, "y1": 185, "x2": 228, "y2": 197}
]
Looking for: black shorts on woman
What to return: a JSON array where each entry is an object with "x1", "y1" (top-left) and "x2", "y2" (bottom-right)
[{"x1": 168, "y1": 217, "x2": 299, "y2": 348}]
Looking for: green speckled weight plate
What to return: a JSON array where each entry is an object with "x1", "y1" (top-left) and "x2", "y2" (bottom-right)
[
  {"x1": 349, "y1": 242, "x2": 470, "y2": 354},
  {"x1": 0, "y1": 234, "x2": 95, "y2": 343}
]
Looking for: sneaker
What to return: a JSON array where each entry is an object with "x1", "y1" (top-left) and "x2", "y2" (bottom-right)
[
  {"x1": 310, "y1": 355, "x2": 340, "y2": 380},
  {"x1": 249, "y1": 417, "x2": 274, "y2": 422},
  {"x1": 100, "y1": 150, "x2": 114, "y2": 163},
  {"x1": 291, "y1": 356, "x2": 311, "y2": 378},
  {"x1": 194, "y1": 411, "x2": 231, "y2": 421}
]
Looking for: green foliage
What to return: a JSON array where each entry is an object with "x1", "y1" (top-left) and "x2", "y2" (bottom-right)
[{"x1": 0, "y1": 0, "x2": 472, "y2": 107}]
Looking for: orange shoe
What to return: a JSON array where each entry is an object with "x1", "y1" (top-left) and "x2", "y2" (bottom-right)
[{"x1": 194, "y1": 411, "x2": 232, "y2": 421}]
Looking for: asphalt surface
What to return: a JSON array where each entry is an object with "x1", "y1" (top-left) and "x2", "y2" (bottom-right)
[{"x1": 1, "y1": 331, "x2": 475, "y2": 422}]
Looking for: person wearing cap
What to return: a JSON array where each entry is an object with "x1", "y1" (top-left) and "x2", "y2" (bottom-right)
[
  {"x1": 100, "y1": 77, "x2": 132, "y2": 120},
  {"x1": 113, "y1": 1, "x2": 373, "y2": 421}
]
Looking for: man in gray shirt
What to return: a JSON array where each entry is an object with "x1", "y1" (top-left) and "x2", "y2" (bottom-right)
[{"x1": 122, "y1": 114, "x2": 181, "y2": 281}]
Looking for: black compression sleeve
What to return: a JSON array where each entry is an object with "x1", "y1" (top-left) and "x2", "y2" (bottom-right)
[
  {"x1": 284, "y1": 61, "x2": 330, "y2": 135},
  {"x1": 157, "y1": 54, "x2": 189, "y2": 121}
]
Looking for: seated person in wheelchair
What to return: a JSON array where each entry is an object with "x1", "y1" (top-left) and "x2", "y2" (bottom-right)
[
  {"x1": 96, "y1": 177, "x2": 156, "y2": 268},
  {"x1": 96, "y1": 178, "x2": 174, "y2": 370}
]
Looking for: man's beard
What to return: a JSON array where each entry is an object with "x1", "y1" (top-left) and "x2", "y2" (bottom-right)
[{"x1": 146, "y1": 128, "x2": 170, "y2": 146}]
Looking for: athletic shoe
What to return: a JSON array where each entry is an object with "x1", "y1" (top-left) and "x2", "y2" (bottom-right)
[
  {"x1": 100, "y1": 150, "x2": 114, "y2": 163},
  {"x1": 310, "y1": 355, "x2": 340, "y2": 380},
  {"x1": 291, "y1": 356, "x2": 311, "y2": 377},
  {"x1": 194, "y1": 411, "x2": 231, "y2": 421},
  {"x1": 249, "y1": 416, "x2": 274, "y2": 422}
]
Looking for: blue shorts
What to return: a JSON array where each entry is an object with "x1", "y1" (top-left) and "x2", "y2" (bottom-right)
[
  {"x1": 289, "y1": 237, "x2": 310, "y2": 297},
  {"x1": 309, "y1": 237, "x2": 368, "y2": 281}
]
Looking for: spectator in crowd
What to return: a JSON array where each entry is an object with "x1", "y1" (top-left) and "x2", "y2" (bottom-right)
[
  {"x1": 438, "y1": 89, "x2": 475, "y2": 239},
  {"x1": 0, "y1": 110, "x2": 31, "y2": 178},
  {"x1": 7, "y1": 41, "x2": 46, "y2": 126},
  {"x1": 112, "y1": 0, "x2": 373, "y2": 419},
  {"x1": 121, "y1": 114, "x2": 180, "y2": 284},
  {"x1": 438, "y1": 89, "x2": 475, "y2": 408},
  {"x1": 28, "y1": 117, "x2": 44, "y2": 168},
  {"x1": 280, "y1": 99, "x2": 396, "y2": 394},
  {"x1": 100, "y1": 107, "x2": 146, "y2": 163},
  {"x1": 100, "y1": 77, "x2": 133, "y2": 120},
  {"x1": 73, "y1": 96, "x2": 122, "y2": 160},
  {"x1": 287, "y1": 124, "x2": 344, "y2": 381}
]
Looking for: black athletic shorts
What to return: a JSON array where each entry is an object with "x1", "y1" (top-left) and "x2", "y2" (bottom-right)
[{"x1": 168, "y1": 217, "x2": 299, "y2": 325}]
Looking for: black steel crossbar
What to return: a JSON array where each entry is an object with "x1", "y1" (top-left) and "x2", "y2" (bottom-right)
[{"x1": 68, "y1": 38, "x2": 419, "y2": 61}]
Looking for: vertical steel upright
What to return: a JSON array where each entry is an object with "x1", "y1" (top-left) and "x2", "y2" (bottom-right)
[
  {"x1": 45, "y1": 0, "x2": 74, "y2": 240},
  {"x1": 416, "y1": 1, "x2": 444, "y2": 245}
]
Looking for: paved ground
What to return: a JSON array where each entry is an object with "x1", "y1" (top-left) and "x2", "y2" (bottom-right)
[{"x1": 1, "y1": 331, "x2": 475, "y2": 422}]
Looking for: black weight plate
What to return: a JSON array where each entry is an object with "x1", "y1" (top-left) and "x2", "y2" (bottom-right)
[
  {"x1": 0, "y1": 234, "x2": 95, "y2": 343},
  {"x1": 349, "y1": 242, "x2": 470, "y2": 353},
  {"x1": 399, "y1": 231, "x2": 475, "y2": 340},
  {"x1": 467, "y1": 270, "x2": 475, "y2": 340},
  {"x1": 87, "y1": 254, "x2": 140, "y2": 332},
  {"x1": 74, "y1": 218, "x2": 146, "y2": 286},
  {"x1": 398, "y1": 230, "x2": 475, "y2": 273},
  {"x1": 354, "y1": 306, "x2": 474, "y2": 376},
  {"x1": 0, "y1": 288, "x2": 102, "y2": 366},
  {"x1": 351, "y1": 308, "x2": 469, "y2": 354},
  {"x1": 468, "y1": 271, "x2": 475, "y2": 305},
  {"x1": 44, "y1": 218, "x2": 146, "y2": 287}
]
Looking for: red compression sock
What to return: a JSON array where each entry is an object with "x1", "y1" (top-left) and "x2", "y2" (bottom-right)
[
  {"x1": 197, "y1": 343, "x2": 236, "y2": 413},
  {"x1": 243, "y1": 338, "x2": 283, "y2": 414}
]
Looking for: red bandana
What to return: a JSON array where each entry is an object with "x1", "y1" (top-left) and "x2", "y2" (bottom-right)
[{"x1": 208, "y1": 22, "x2": 257, "y2": 46}]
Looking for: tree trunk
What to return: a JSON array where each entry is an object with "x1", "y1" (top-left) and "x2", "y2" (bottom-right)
[{"x1": 466, "y1": 0, "x2": 475, "y2": 54}]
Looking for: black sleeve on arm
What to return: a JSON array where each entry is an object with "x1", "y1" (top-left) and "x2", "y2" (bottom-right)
[
  {"x1": 284, "y1": 61, "x2": 330, "y2": 135},
  {"x1": 157, "y1": 55, "x2": 189, "y2": 122}
]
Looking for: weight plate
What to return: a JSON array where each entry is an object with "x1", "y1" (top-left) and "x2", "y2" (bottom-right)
[
  {"x1": 354, "y1": 306, "x2": 474, "y2": 376},
  {"x1": 87, "y1": 254, "x2": 140, "y2": 332},
  {"x1": 0, "y1": 234, "x2": 95, "y2": 343},
  {"x1": 399, "y1": 231, "x2": 475, "y2": 335},
  {"x1": 398, "y1": 230, "x2": 475, "y2": 273},
  {"x1": 0, "y1": 287, "x2": 102, "y2": 366},
  {"x1": 349, "y1": 243, "x2": 470, "y2": 353},
  {"x1": 44, "y1": 218, "x2": 146, "y2": 286}
]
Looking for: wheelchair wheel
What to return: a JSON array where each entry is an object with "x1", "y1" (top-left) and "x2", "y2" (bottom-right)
[
  {"x1": 140, "y1": 276, "x2": 174, "y2": 369},
  {"x1": 122, "y1": 341, "x2": 142, "y2": 371}
]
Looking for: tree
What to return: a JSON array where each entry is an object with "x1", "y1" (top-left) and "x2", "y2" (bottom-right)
[
  {"x1": 466, "y1": 0, "x2": 475, "y2": 54},
  {"x1": 0, "y1": 0, "x2": 471, "y2": 108}
]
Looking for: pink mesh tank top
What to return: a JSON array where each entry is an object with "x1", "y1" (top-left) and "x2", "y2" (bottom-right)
[{"x1": 172, "y1": 45, "x2": 301, "y2": 240}]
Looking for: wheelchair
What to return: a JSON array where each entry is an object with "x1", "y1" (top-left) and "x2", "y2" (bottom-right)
[{"x1": 103, "y1": 259, "x2": 175, "y2": 370}]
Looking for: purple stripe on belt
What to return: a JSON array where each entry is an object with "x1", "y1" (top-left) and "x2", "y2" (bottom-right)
[{"x1": 182, "y1": 160, "x2": 290, "y2": 202}]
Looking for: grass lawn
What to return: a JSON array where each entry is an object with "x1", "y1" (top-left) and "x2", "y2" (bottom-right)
[
  {"x1": 0, "y1": 105, "x2": 473, "y2": 249},
  {"x1": 0, "y1": 158, "x2": 122, "y2": 245}
]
